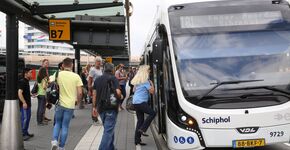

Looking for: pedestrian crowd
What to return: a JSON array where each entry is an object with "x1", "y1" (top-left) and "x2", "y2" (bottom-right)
[{"x1": 18, "y1": 56, "x2": 156, "y2": 150}]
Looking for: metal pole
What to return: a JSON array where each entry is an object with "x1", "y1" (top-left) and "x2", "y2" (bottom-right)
[
  {"x1": 0, "y1": 14, "x2": 23, "y2": 150},
  {"x1": 75, "y1": 48, "x2": 80, "y2": 74}
]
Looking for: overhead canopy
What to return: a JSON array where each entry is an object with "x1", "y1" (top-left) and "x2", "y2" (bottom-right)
[
  {"x1": 0, "y1": 0, "x2": 130, "y2": 57},
  {"x1": 26, "y1": 0, "x2": 124, "y2": 18}
]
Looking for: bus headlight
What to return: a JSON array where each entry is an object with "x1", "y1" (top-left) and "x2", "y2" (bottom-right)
[
  {"x1": 178, "y1": 113, "x2": 197, "y2": 127},
  {"x1": 181, "y1": 115, "x2": 187, "y2": 122},
  {"x1": 188, "y1": 119, "x2": 194, "y2": 125}
]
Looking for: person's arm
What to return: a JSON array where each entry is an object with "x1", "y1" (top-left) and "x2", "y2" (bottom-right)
[
  {"x1": 76, "y1": 86, "x2": 83, "y2": 105},
  {"x1": 88, "y1": 74, "x2": 93, "y2": 96},
  {"x1": 87, "y1": 70, "x2": 94, "y2": 92},
  {"x1": 92, "y1": 89, "x2": 98, "y2": 117},
  {"x1": 116, "y1": 89, "x2": 122, "y2": 99},
  {"x1": 76, "y1": 75, "x2": 84, "y2": 105},
  {"x1": 88, "y1": 76, "x2": 93, "y2": 90},
  {"x1": 18, "y1": 89, "x2": 27, "y2": 109},
  {"x1": 42, "y1": 78, "x2": 48, "y2": 90}
]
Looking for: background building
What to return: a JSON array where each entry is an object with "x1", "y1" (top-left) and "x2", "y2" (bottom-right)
[{"x1": 24, "y1": 25, "x2": 88, "y2": 56}]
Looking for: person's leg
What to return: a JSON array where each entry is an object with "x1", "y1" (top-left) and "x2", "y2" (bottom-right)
[
  {"x1": 118, "y1": 84, "x2": 126, "y2": 110},
  {"x1": 121, "y1": 85, "x2": 126, "y2": 100},
  {"x1": 24, "y1": 107, "x2": 32, "y2": 134},
  {"x1": 40, "y1": 96, "x2": 46, "y2": 120},
  {"x1": 134, "y1": 104, "x2": 144, "y2": 144},
  {"x1": 37, "y1": 96, "x2": 42, "y2": 124},
  {"x1": 20, "y1": 108, "x2": 25, "y2": 135},
  {"x1": 38, "y1": 96, "x2": 46, "y2": 124},
  {"x1": 59, "y1": 108, "x2": 74, "y2": 148},
  {"x1": 52, "y1": 106, "x2": 64, "y2": 141},
  {"x1": 138, "y1": 103, "x2": 156, "y2": 132},
  {"x1": 22, "y1": 108, "x2": 30, "y2": 136},
  {"x1": 99, "y1": 110, "x2": 117, "y2": 150}
]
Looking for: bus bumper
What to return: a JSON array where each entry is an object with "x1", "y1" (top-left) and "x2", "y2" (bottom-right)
[{"x1": 201, "y1": 123, "x2": 290, "y2": 148}]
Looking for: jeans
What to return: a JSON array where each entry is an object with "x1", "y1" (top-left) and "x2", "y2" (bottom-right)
[
  {"x1": 52, "y1": 105, "x2": 74, "y2": 148},
  {"x1": 99, "y1": 110, "x2": 118, "y2": 150},
  {"x1": 37, "y1": 95, "x2": 46, "y2": 124},
  {"x1": 20, "y1": 107, "x2": 31, "y2": 135},
  {"x1": 134, "y1": 102, "x2": 156, "y2": 143}
]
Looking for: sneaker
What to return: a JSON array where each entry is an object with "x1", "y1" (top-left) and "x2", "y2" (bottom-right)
[
  {"x1": 58, "y1": 147, "x2": 65, "y2": 150},
  {"x1": 44, "y1": 117, "x2": 52, "y2": 121},
  {"x1": 27, "y1": 133, "x2": 34, "y2": 137},
  {"x1": 92, "y1": 120, "x2": 102, "y2": 126},
  {"x1": 51, "y1": 140, "x2": 58, "y2": 150},
  {"x1": 38, "y1": 122, "x2": 48, "y2": 126},
  {"x1": 23, "y1": 135, "x2": 30, "y2": 141},
  {"x1": 79, "y1": 105, "x2": 85, "y2": 109}
]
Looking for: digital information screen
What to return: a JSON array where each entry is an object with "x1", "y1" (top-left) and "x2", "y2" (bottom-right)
[{"x1": 180, "y1": 11, "x2": 284, "y2": 28}]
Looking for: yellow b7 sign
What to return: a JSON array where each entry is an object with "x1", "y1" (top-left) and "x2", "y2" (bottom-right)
[
  {"x1": 49, "y1": 19, "x2": 71, "y2": 41},
  {"x1": 105, "y1": 57, "x2": 112, "y2": 63}
]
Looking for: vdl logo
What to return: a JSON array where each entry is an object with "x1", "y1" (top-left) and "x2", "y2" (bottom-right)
[
  {"x1": 237, "y1": 127, "x2": 259, "y2": 134},
  {"x1": 173, "y1": 136, "x2": 194, "y2": 144}
]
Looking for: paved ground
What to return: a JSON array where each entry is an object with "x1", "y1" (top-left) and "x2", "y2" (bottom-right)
[
  {"x1": 23, "y1": 99, "x2": 92, "y2": 150},
  {"x1": 1, "y1": 98, "x2": 158, "y2": 150}
]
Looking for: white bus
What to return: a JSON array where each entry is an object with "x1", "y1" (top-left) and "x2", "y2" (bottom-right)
[{"x1": 142, "y1": 0, "x2": 290, "y2": 149}]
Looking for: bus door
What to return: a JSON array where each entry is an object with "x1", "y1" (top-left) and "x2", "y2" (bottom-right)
[
  {"x1": 158, "y1": 47, "x2": 172, "y2": 134},
  {"x1": 147, "y1": 52, "x2": 159, "y2": 129},
  {"x1": 149, "y1": 50, "x2": 167, "y2": 133}
]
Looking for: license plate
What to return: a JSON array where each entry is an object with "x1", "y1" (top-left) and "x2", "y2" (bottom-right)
[{"x1": 233, "y1": 139, "x2": 265, "y2": 148}]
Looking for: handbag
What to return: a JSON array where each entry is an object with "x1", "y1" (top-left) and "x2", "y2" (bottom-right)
[
  {"x1": 126, "y1": 95, "x2": 135, "y2": 112},
  {"x1": 46, "y1": 71, "x2": 59, "y2": 105},
  {"x1": 31, "y1": 81, "x2": 38, "y2": 95}
]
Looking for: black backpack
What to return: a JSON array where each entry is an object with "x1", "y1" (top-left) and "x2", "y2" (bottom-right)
[
  {"x1": 99, "y1": 77, "x2": 118, "y2": 110},
  {"x1": 46, "y1": 71, "x2": 59, "y2": 105}
]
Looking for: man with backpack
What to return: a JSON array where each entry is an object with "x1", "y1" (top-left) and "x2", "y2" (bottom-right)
[
  {"x1": 51, "y1": 58, "x2": 83, "y2": 150},
  {"x1": 92, "y1": 63, "x2": 122, "y2": 150}
]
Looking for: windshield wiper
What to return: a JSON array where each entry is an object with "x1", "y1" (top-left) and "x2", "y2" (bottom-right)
[
  {"x1": 223, "y1": 86, "x2": 290, "y2": 97},
  {"x1": 197, "y1": 79, "x2": 264, "y2": 100}
]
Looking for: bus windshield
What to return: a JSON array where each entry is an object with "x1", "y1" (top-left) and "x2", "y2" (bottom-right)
[
  {"x1": 173, "y1": 30, "x2": 290, "y2": 96},
  {"x1": 169, "y1": 2, "x2": 290, "y2": 99}
]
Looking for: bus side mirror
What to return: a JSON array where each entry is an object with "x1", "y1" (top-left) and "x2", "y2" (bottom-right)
[{"x1": 153, "y1": 38, "x2": 164, "y2": 65}]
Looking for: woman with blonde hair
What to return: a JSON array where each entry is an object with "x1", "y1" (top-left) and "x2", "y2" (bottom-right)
[{"x1": 131, "y1": 65, "x2": 156, "y2": 146}]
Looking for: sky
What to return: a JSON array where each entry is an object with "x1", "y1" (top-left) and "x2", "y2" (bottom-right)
[
  {"x1": 129, "y1": 0, "x2": 159, "y2": 57},
  {"x1": 0, "y1": 0, "x2": 159, "y2": 57},
  {"x1": 0, "y1": 12, "x2": 25, "y2": 49}
]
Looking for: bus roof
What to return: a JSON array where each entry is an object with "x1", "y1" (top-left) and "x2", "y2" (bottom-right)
[
  {"x1": 161, "y1": 0, "x2": 227, "y2": 8},
  {"x1": 160, "y1": 0, "x2": 290, "y2": 8}
]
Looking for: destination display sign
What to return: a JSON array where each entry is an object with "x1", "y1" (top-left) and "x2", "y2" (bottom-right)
[
  {"x1": 180, "y1": 11, "x2": 283, "y2": 28},
  {"x1": 49, "y1": 19, "x2": 71, "y2": 41}
]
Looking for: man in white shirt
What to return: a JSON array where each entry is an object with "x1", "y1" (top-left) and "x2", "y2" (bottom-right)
[{"x1": 88, "y1": 56, "x2": 103, "y2": 125}]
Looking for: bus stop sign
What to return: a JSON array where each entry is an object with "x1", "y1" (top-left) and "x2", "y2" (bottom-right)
[
  {"x1": 105, "y1": 57, "x2": 113, "y2": 63},
  {"x1": 49, "y1": 19, "x2": 71, "y2": 41}
]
